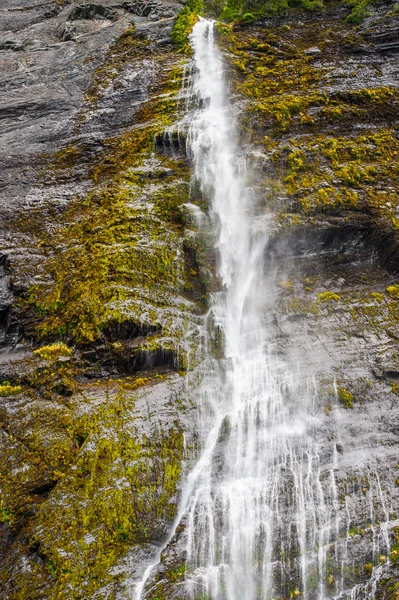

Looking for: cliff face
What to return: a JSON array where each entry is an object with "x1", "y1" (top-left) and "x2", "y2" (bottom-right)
[
  {"x1": 0, "y1": 1, "x2": 202, "y2": 597},
  {"x1": 1, "y1": 0, "x2": 399, "y2": 598}
]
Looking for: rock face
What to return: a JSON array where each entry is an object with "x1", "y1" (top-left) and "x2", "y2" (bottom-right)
[
  {"x1": 0, "y1": 0, "x2": 399, "y2": 599},
  {"x1": 0, "y1": 0, "x2": 204, "y2": 597}
]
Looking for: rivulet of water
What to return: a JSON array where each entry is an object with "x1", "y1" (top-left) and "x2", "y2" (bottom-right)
[{"x1": 134, "y1": 18, "x2": 393, "y2": 600}]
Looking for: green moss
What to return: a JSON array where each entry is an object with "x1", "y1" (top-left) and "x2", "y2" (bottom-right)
[
  {"x1": 270, "y1": 129, "x2": 399, "y2": 219},
  {"x1": 1, "y1": 507, "x2": 14, "y2": 523},
  {"x1": 318, "y1": 291, "x2": 340, "y2": 303},
  {"x1": 370, "y1": 292, "x2": 384, "y2": 303},
  {"x1": 0, "y1": 383, "x2": 22, "y2": 397},
  {"x1": 23, "y1": 60, "x2": 196, "y2": 349},
  {"x1": 386, "y1": 285, "x2": 399, "y2": 298},
  {"x1": 33, "y1": 343, "x2": 73, "y2": 360},
  {"x1": 171, "y1": 6, "x2": 200, "y2": 53},
  {"x1": 338, "y1": 386, "x2": 353, "y2": 408},
  {"x1": 0, "y1": 382, "x2": 185, "y2": 599}
]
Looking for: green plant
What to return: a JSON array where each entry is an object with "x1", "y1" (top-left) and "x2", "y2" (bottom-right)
[
  {"x1": 171, "y1": 0, "x2": 203, "y2": 52},
  {"x1": 317, "y1": 291, "x2": 340, "y2": 303}
]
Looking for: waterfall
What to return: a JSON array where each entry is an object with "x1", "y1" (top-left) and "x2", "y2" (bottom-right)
[
  {"x1": 134, "y1": 18, "x2": 393, "y2": 600},
  {"x1": 182, "y1": 18, "x2": 332, "y2": 600}
]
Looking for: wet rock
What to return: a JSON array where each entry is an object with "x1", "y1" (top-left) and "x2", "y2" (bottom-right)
[
  {"x1": 304, "y1": 45, "x2": 321, "y2": 55},
  {"x1": 0, "y1": 40, "x2": 24, "y2": 51},
  {"x1": 67, "y1": 3, "x2": 117, "y2": 21}
]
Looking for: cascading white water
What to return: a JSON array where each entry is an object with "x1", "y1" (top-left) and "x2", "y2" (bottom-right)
[
  {"x1": 182, "y1": 19, "x2": 335, "y2": 600},
  {"x1": 134, "y1": 18, "x2": 394, "y2": 600}
]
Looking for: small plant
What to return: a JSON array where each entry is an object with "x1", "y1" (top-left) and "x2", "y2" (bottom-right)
[
  {"x1": 317, "y1": 291, "x2": 340, "y2": 303},
  {"x1": 345, "y1": 0, "x2": 370, "y2": 23},
  {"x1": 370, "y1": 292, "x2": 384, "y2": 302},
  {"x1": 47, "y1": 560, "x2": 58, "y2": 577},
  {"x1": 0, "y1": 383, "x2": 22, "y2": 397},
  {"x1": 386, "y1": 284, "x2": 399, "y2": 297},
  {"x1": 278, "y1": 279, "x2": 294, "y2": 293},
  {"x1": 33, "y1": 343, "x2": 72, "y2": 360},
  {"x1": 1, "y1": 507, "x2": 13, "y2": 523},
  {"x1": 338, "y1": 387, "x2": 353, "y2": 408}
]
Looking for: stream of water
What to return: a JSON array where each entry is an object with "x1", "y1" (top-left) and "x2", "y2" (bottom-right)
[
  {"x1": 181, "y1": 18, "x2": 335, "y2": 600},
  {"x1": 134, "y1": 18, "x2": 393, "y2": 600}
]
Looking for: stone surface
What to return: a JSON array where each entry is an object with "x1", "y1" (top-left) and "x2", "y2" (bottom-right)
[{"x1": 1, "y1": 0, "x2": 399, "y2": 598}]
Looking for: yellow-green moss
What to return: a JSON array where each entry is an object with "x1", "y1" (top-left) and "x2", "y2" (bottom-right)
[
  {"x1": 278, "y1": 279, "x2": 294, "y2": 293},
  {"x1": 386, "y1": 284, "x2": 399, "y2": 298},
  {"x1": 0, "y1": 383, "x2": 22, "y2": 397},
  {"x1": 338, "y1": 386, "x2": 353, "y2": 408},
  {"x1": 33, "y1": 343, "x2": 73, "y2": 360},
  {"x1": 0, "y1": 382, "x2": 185, "y2": 599},
  {"x1": 272, "y1": 129, "x2": 399, "y2": 219},
  {"x1": 222, "y1": 22, "x2": 399, "y2": 227},
  {"x1": 318, "y1": 291, "x2": 340, "y2": 303},
  {"x1": 25, "y1": 60, "x2": 194, "y2": 347}
]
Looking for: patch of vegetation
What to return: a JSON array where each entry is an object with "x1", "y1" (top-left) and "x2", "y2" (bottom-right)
[
  {"x1": 338, "y1": 386, "x2": 353, "y2": 408},
  {"x1": 0, "y1": 383, "x2": 22, "y2": 397},
  {"x1": 24, "y1": 63, "x2": 196, "y2": 348},
  {"x1": 0, "y1": 382, "x2": 185, "y2": 599},
  {"x1": 33, "y1": 343, "x2": 73, "y2": 360},
  {"x1": 215, "y1": 0, "x2": 324, "y2": 23},
  {"x1": 345, "y1": 0, "x2": 372, "y2": 23},
  {"x1": 386, "y1": 284, "x2": 399, "y2": 298},
  {"x1": 318, "y1": 291, "x2": 340, "y2": 303},
  {"x1": 271, "y1": 129, "x2": 399, "y2": 219},
  {"x1": 171, "y1": 0, "x2": 202, "y2": 53}
]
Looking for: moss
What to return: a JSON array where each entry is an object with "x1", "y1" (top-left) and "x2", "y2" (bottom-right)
[
  {"x1": 370, "y1": 292, "x2": 384, "y2": 303},
  {"x1": 386, "y1": 285, "x2": 399, "y2": 298},
  {"x1": 0, "y1": 15, "x2": 203, "y2": 600},
  {"x1": 280, "y1": 296, "x2": 319, "y2": 316},
  {"x1": 278, "y1": 279, "x2": 294, "y2": 293},
  {"x1": 33, "y1": 343, "x2": 73, "y2": 360},
  {"x1": 270, "y1": 129, "x2": 399, "y2": 219},
  {"x1": 390, "y1": 539, "x2": 399, "y2": 564},
  {"x1": 338, "y1": 387, "x2": 353, "y2": 408},
  {"x1": 22, "y1": 59, "x2": 197, "y2": 351},
  {"x1": 0, "y1": 507, "x2": 14, "y2": 524},
  {"x1": 318, "y1": 291, "x2": 340, "y2": 303},
  {"x1": 364, "y1": 562, "x2": 373, "y2": 575},
  {"x1": 0, "y1": 382, "x2": 185, "y2": 599},
  {"x1": 38, "y1": 145, "x2": 83, "y2": 184},
  {"x1": 171, "y1": 6, "x2": 200, "y2": 53},
  {"x1": 302, "y1": 277, "x2": 317, "y2": 292},
  {"x1": 0, "y1": 383, "x2": 22, "y2": 397},
  {"x1": 223, "y1": 21, "x2": 399, "y2": 228}
]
